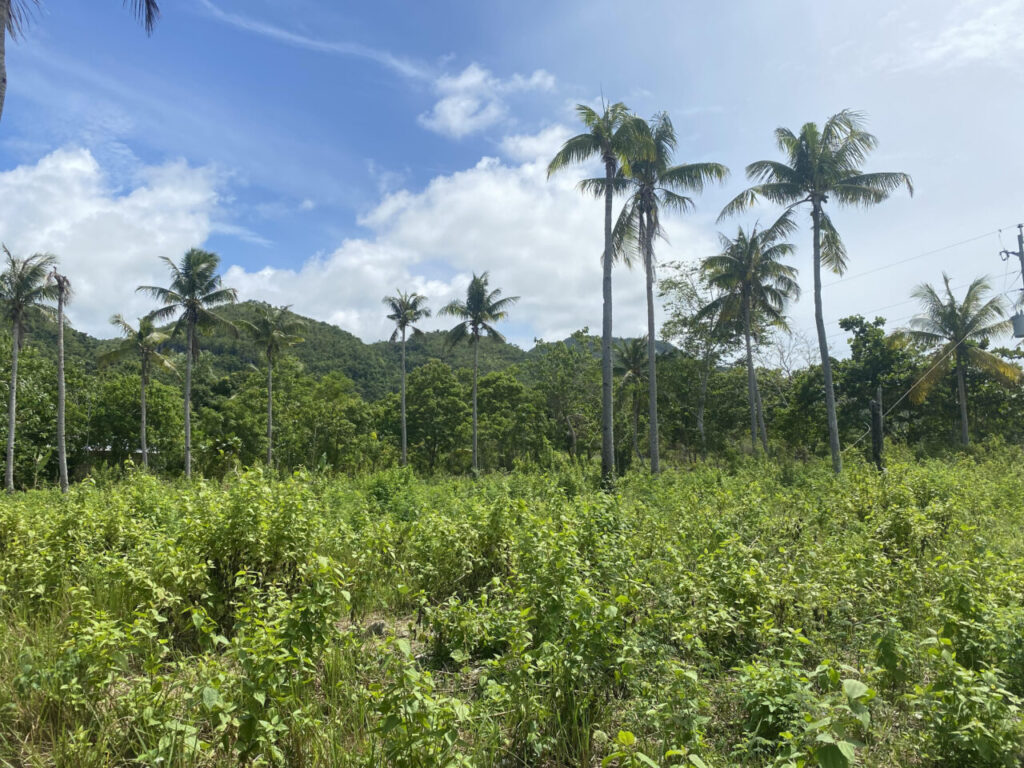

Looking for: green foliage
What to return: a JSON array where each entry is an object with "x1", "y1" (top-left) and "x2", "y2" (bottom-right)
[{"x1": 2, "y1": 453, "x2": 1023, "y2": 765}]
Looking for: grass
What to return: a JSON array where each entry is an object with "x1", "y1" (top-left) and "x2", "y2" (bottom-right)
[{"x1": 0, "y1": 447, "x2": 1022, "y2": 766}]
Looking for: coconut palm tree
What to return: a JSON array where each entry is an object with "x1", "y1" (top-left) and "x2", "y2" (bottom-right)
[
  {"x1": 98, "y1": 314, "x2": 176, "y2": 469},
  {"x1": 907, "y1": 273, "x2": 1019, "y2": 447},
  {"x1": 547, "y1": 101, "x2": 632, "y2": 487},
  {"x1": 609, "y1": 112, "x2": 728, "y2": 473},
  {"x1": 720, "y1": 109, "x2": 912, "y2": 473},
  {"x1": 440, "y1": 272, "x2": 518, "y2": 473},
  {"x1": 0, "y1": 246, "x2": 57, "y2": 491},
  {"x1": 1, "y1": 0, "x2": 160, "y2": 124},
  {"x1": 383, "y1": 290, "x2": 431, "y2": 467},
  {"x1": 698, "y1": 222, "x2": 799, "y2": 454},
  {"x1": 137, "y1": 248, "x2": 237, "y2": 478},
  {"x1": 613, "y1": 337, "x2": 647, "y2": 467},
  {"x1": 242, "y1": 303, "x2": 305, "y2": 467},
  {"x1": 50, "y1": 268, "x2": 70, "y2": 492}
]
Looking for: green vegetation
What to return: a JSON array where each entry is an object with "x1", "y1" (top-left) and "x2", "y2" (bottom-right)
[{"x1": 1, "y1": 451, "x2": 1022, "y2": 766}]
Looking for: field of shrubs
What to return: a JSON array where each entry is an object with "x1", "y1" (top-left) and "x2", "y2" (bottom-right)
[{"x1": 1, "y1": 449, "x2": 1023, "y2": 767}]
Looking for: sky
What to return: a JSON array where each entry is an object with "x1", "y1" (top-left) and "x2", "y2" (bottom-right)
[{"x1": 0, "y1": 0, "x2": 1022, "y2": 352}]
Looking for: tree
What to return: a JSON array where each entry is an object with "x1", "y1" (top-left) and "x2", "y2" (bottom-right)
[
  {"x1": 611, "y1": 112, "x2": 728, "y2": 472},
  {"x1": 241, "y1": 303, "x2": 305, "y2": 467},
  {"x1": 659, "y1": 262, "x2": 740, "y2": 452},
  {"x1": 401, "y1": 359, "x2": 470, "y2": 473},
  {"x1": 0, "y1": 247, "x2": 57, "y2": 491},
  {"x1": 98, "y1": 314, "x2": 176, "y2": 468},
  {"x1": 440, "y1": 272, "x2": 518, "y2": 473},
  {"x1": 0, "y1": 0, "x2": 159, "y2": 124},
  {"x1": 721, "y1": 109, "x2": 912, "y2": 472},
  {"x1": 383, "y1": 290, "x2": 431, "y2": 467},
  {"x1": 50, "y1": 268, "x2": 70, "y2": 492},
  {"x1": 698, "y1": 223, "x2": 799, "y2": 453},
  {"x1": 137, "y1": 248, "x2": 237, "y2": 478},
  {"x1": 907, "y1": 274, "x2": 1019, "y2": 447},
  {"x1": 614, "y1": 337, "x2": 648, "y2": 466},
  {"x1": 548, "y1": 101, "x2": 632, "y2": 487}
]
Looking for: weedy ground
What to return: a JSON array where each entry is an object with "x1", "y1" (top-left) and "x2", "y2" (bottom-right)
[{"x1": 0, "y1": 446, "x2": 1022, "y2": 767}]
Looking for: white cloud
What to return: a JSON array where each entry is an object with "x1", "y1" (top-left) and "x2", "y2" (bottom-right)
[
  {"x1": 226, "y1": 127, "x2": 718, "y2": 346},
  {"x1": 0, "y1": 148, "x2": 219, "y2": 336},
  {"x1": 499, "y1": 124, "x2": 573, "y2": 164},
  {"x1": 418, "y1": 63, "x2": 557, "y2": 139},
  {"x1": 894, "y1": 0, "x2": 1024, "y2": 69},
  {"x1": 299, "y1": 199, "x2": 316, "y2": 211}
]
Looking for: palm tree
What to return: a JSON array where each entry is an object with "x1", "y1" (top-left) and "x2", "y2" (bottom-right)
[
  {"x1": 383, "y1": 290, "x2": 431, "y2": 467},
  {"x1": 242, "y1": 303, "x2": 305, "y2": 467},
  {"x1": 611, "y1": 112, "x2": 728, "y2": 473},
  {"x1": 698, "y1": 222, "x2": 799, "y2": 454},
  {"x1": 547, "y1": 101, "x2": 632, "y2": 487},
  {"x1": 440, "y1": 272, "x2": 518, "y2": 473},
  {"x1": 98, "y1": 314, "x2": 176, "y2": 469},
  {"x1": 720, "y1": 109, "x2": 912, "y2": 473},
  {"x1": 137, "y1": 248, "x2": 237, "y2": 478},
  {"x1": 907, "y1": 274, "x2": 1019, "y2": 447},
  {"x1": 0, "y1": 246, "x2": 57, "y2": 491},
  {"x1": 1, "y1": 0, "x2": 160, "y2": 124},
  {"x1": 614, "y1": 337, "x2": 647, "y2": 467},
  {"x1": 50, "y1": 268, "x2": 70, "y2": 492}
]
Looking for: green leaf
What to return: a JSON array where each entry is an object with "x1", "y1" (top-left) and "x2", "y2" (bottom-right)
[
  {"x1": 617, "y1": 730, "x2": 636, "y2": 746},
  {"x1": 689, "y1": 755, "x2": 709, "y2": 768},
  {"x1": 815, "y1": 743, "x2": 850, "y2": 768},
  {"x1": 201, "y1": 686, "x2": 221, "y2": 711},
  {"x1": 842, "y1": 679, "x2": 869, "y2": 700}
]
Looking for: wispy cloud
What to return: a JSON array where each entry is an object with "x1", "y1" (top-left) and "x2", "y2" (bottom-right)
[
  {"x1": 893, "y1": 0, "x2": 1024, "y2": 70},
  {"x1": 196, "y1": 0, "x2": 431, "y2": 81}
]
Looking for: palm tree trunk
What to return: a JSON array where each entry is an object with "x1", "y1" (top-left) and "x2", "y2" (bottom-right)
[
  {"x1": 56, "y1": 290, "x2": 68, "y2": 493},
  {"x1": 697, "y1": 349, "x2": 710, "y2": 454},
  {"x1": 266, "y1": 357, "x2": 273, "y2": 466},
  {"x1": 743, "y1": 293, "x2": 758, "y2": 454},
  {"x1": 632, "y1": 391, "x2": 643, "y2": 465},
  {"x1": 400, "y1": 328, "x2": 408, "y2": 467},
  {"x1": 472, "y1": 332, "x2": 479, "y2": 473},
  {"x1": 956, "y1": 355, "x2": 970, "y2": 447},
  {"x1": 0, "y1": 0, "x2": 8, "y2": 126},
  {"x1": 813, "y1": 203, "x2": 842, "y2": 473},
  {"x1": 6, "y1": 323, "x2": 19, "y2": 492},
  {"x1": 184, "y1": 321, "x2": 193, "y2": 479},
  {"x1": 600, "y1": 157, "x2": 616, "y2": 488},
  {"x1": 140, "y1": 354, "x2": 148, "y2": 468},
  {"x1": 642, "y1": 214, "x2": 660, "y2": 473}
]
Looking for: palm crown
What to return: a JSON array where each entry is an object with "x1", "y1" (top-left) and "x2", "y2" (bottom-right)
[
  {"x1": 99, "y1": 314, "x2": 176, "y2": 373},
  {"x1": 548, "y1": 102, "x2": 632, "y2": 180},
  {"x1": 0, "y1": 247, "x2": 58, "y2": 342},
  {"x1": 720, "y1": 109, "x2": 913, "y2": 273},
  {"x1": 614, "y1": 337, "x2": 648, "y2": 387},
  {"x1": 137, "y1": 248, "x2": 238, "y2": 358},
  {"x1": 383, "y1": 291, "x2": 431, "y2": 341},
  {"x1": 907, "y1": 273, "x2": 1019, "y2": 400},
  {"x1": 698, "y1": 222, "x2": 800, "y2": 329},
  {"x1": 441, "y1": 272, "x2": 519, "y2": 346},
  {"x1": 243, "y1": 303, "x2": 305, "y2": 365}
]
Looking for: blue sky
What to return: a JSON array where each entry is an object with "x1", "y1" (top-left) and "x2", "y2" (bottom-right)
[{"x1": 1, "y1": 0, "x2": 1023, "y2": 350}]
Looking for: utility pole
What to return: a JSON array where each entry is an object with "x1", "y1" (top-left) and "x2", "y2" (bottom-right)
[{"x1": 1000, "y1": 223, "x2": 1024, "y2": 292}]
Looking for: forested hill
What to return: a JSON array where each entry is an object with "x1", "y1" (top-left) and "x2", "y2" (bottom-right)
[{"x1": 14, "y1": 301, "x2": 532, "y2": 401}]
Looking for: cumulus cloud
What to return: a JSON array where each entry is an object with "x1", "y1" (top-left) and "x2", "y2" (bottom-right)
[
  {"x1": 418, "y1": 63, "x2": 556, "y2": 139},
  {"x1": 0, "y1": 148, "x2": 219, "y2": 336},
  {"x1": 227, "y1": 127, "x2": 718, "y2": 346},
  {"x1": 893, "y1": 0, "x2": 1024, "y2": 69}
]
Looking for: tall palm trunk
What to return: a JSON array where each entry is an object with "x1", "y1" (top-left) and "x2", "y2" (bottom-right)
[
  {"x1": 471, "y1": 331, "x2": 479, "y2": 473},
  {"x1": 742, "y1": 292, "x2": 758, "y2": 453},
  {"x1": 184, "y1": 320, "x2": 193, "y2": 479},
  {"x1": 600, "y1": 156, "x2": 616, "y2": 487},
  {"x1": 6, "y1": 322, "x2": 19, "y2": 492},
  {"x1": 956, "y1": 353, "x2": 970, "y2": 447},
  {"x1": 812, "y1": 203, "x2": 842, "y2": 473},
  {"x1": 266, "y1": 355, "x2": 273, "y2": 466},
  {"x1": 0, "y1": 0, "x2": 8, "y2": 126},
  {"x1": 697, "y1": 348, "x2": 711, "y2": 454},
  {"x1": 642, "y1": 212, "x2": 660, "y2": 473},
  {"x1": 56, "y1": 289, "x2": 68, "y2": 493},
  {"x1": 755, "y1": 380, "x2": 768, "y2": 453},
  {"x1": 631, "y1": 389, "x2": 643, "y2": 465},
  {"x1": 140, "y1": 354, "x2": 149, "y2": 468},
  {"x1": 400, "y1": 328, "x2": 408, "y2": 467}
]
